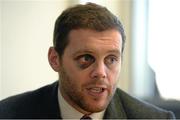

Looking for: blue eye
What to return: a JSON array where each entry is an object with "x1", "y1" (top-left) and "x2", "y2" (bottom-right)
[{"x1": 76, "y1": 54, "x2": 95, "y2": 69}]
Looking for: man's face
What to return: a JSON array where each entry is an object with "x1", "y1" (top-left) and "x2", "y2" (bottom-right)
[{"x1": 59, "y1": 29, "x2": 122, "y2": 114}]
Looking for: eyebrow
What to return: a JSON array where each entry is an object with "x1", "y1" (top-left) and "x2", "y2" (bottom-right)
[
  {"x1": 107, "y1": 49, "x2": 121, "y2": 55},
  {"x1": 72, "y1": 49, "x2": 121, "y2": 57},
  {"x1": 72, "y1": 49, "x2": 93, "y2": 56}
]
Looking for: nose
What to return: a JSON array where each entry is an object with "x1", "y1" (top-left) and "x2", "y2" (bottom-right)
[{"x1": 90, "y1": 61, "x2": 107, "y2": 79}]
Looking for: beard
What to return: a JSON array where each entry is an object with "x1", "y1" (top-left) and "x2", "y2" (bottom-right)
[{"x1": 58, "y1": 66, "x2": 117, "y2": 114}]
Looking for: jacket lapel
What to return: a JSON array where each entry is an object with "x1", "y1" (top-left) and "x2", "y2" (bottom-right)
[
  {"x1": 43, "y1": 81, "x2": 62, "y2": 118},
  {"x1": 103, "y1": 89, "x2": 127, "y2": 119}
]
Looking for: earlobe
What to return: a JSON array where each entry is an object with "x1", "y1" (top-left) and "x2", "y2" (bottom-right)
[{"x1": 48, "y1": 47, "x2": 60, "y2": 72}]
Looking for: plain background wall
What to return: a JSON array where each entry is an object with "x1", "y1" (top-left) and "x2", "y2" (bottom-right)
[
  {"x1": 0, "y1": 0, "x2": 73, "y2": 100},
  {"x1": 0, "y1": 0, "x2": 132, "y2": 100},
  {"x1": 0, "y1": 0, "x2": 2, "y2": 99}
]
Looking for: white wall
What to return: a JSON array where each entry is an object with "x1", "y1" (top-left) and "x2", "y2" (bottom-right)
[
  {"x1": 0, "y1": 0, "x2": 2, "y2": 99},
  {"x1": 148, "y1": 0, "x2": 180, "y2": 100},
  {"x1": 0, "y1": 0, "x2": 76, "y2": 100}
]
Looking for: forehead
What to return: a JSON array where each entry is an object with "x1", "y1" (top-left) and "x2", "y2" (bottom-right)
[{"x1": 66, "y1": 29, "x2": 122, "y2": 55}]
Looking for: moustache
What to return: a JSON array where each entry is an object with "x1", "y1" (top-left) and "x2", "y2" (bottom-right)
[{"x1": 84, "y1": 78, "x2": 110, "y2": 89}]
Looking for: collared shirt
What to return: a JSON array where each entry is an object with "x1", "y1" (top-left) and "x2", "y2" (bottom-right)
[{"x1": 58, "y1": 87, "x2": 105, "y2": 119}]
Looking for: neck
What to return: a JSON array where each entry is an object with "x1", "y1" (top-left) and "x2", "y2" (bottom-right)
[{"x1": 59, "y1": 85, "x2": 92, "y2": 115}]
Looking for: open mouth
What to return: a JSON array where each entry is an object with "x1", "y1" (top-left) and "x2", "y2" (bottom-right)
[
  {"x1": 89, "y1": 87, "x2": 105, "y2": 93},
  {"x1": 86, "y1": 87, "x2": 107, "y2": 97}
]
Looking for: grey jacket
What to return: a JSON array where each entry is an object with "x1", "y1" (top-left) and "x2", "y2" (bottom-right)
[{"x1": 0, "y1": 81, "x2": 175, "y2": 119}]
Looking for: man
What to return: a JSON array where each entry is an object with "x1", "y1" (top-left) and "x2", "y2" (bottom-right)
[{"x1": 0, "y1": 3, "x2": 175, "y2": 119}]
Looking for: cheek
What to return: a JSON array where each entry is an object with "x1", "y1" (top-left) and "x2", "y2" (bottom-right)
[
  {"x1": 108, "y1": 73, "x2": 118, "y2": 85},
  {"x1": 108, "y1": 67, "x2": 121, "y2": 85},
  {"x1": 63, "y1": 60, "x2": 78, "y2": 77},
  {"x1": 63, "y1": 62, "x2": 90, "y2": 85}
]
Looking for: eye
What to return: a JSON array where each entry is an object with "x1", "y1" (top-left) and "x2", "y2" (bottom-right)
[
  {"x1": 105, "y1": 55, "x2": 119, "y2": 67},
  {"x1": 76, "y1": 54, "x2": 95, "y2": 69}
]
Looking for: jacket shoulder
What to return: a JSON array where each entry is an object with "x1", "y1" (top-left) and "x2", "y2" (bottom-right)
[
  {"x1": 0, "y1": 81, "x2": 59, "y2": 118},
  {"x1": 116, "y1": 88, "x2": 175, "y2": 119}
]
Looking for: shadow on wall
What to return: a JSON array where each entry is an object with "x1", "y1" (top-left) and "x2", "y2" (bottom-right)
[{"x1": 144, "y1": 66, "x2": 180, "y2": 118}]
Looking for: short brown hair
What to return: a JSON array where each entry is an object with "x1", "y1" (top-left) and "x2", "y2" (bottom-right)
[{"x1": 53, "y1": 2, "x2": 125, "y2": 58}]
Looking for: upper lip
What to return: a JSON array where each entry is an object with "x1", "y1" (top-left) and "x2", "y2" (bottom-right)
[{"x1": 86, "y1": 85, "x2": 107, "y2": 90}]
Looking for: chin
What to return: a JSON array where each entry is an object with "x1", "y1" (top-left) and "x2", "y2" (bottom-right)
[
  {"x1": 79, "y1": 91, "x2": 113, "y2": 113},
  {"x1": 85, "y1": 106, "x2": 106, "y2": 113},
  {"x1": 83, "y1": 100, "x2": 109, "y2": 113}
]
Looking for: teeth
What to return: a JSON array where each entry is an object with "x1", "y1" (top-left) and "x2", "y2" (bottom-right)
[{"x1": 90, "y1": 88, "x2": 103, "y2": 93}]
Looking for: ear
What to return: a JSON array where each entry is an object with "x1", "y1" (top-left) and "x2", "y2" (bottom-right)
[{"x1": 48, "y1": 47, "x2": 61, "y2": 72}]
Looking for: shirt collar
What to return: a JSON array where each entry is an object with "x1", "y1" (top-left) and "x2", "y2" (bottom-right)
[{"x1": 58, "y1": 87, "x2": 105, "y2": 119}]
